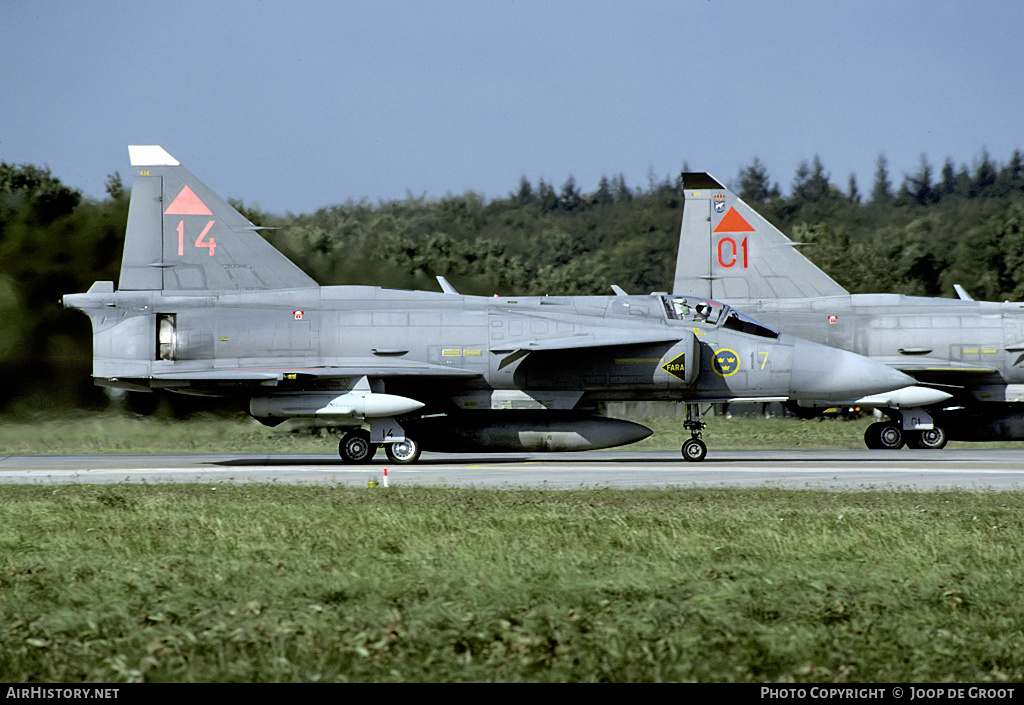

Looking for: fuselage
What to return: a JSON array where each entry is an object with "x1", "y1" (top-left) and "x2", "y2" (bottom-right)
[{"x1": 64, "y1": 286, "x2": 912, "y2": 409}]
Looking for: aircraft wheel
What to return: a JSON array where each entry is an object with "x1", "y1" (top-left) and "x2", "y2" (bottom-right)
[
  {"x1": 681, "y1": 438, "x2": 707, "y2": 462},
  {"x1": 876, "y1": 423, "x2": 905, "y2": 450},
  {"x1": 864, "y1": 422, "x2": 905, "y2": 449},
  {"x1": 339, "y1": 430, "x2": 377, "y2": 464},
  {"x1": 385, "y1": 438, "x2": 422, "y2": 464},
  {"x1": 908, "y1": 427, "x2": 948, "y2": 450}
]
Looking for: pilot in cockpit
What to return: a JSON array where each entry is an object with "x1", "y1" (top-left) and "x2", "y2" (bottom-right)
[{"x1": 694, "y1": 301, "x2": 723, "y2": 324}]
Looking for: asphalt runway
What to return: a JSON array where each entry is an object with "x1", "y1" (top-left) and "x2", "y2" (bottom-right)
[{"x1": 1, "y1": 449, "x2": 1023, "y2": 490}]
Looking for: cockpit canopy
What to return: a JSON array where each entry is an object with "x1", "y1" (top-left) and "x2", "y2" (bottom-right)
[{"x1": 661, "y1": 295, "x2": 779, "y2": 339}]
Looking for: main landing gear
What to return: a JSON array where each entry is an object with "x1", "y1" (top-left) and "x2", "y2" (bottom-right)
[
  {"x1": 863, "y1": 422, "x2": 949, "y2": 450},
  {"x1": 864, "y1": 421, "x2": 904, "y2": 449},
  {"x1": 908, "y1": 426, "x2": 948, "y2": 449},
  {"x1": 338, "y1": 430, "x2": 423, "y2": 464},
  {"x1": 339, "y1": 430, "x2": 376, "y2": 464},
  {"x1": 385, "y1": 438, "x2": 422, "y2": 464},
  {"x1": 681, "y1": 403, "x2": 708, "y2": 462}
]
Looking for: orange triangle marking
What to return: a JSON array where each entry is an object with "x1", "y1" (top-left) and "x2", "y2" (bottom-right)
[
  {"x1": 164, "y1": 185, "x2": 213, "y2": 215},
  {"x1": 713, "y1": 207, "x2": 755, "y2": 233}
]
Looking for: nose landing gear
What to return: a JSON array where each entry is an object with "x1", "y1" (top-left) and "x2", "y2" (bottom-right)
[{"x1": 681, "y1": 403, "x2": 708, "y2": 462}]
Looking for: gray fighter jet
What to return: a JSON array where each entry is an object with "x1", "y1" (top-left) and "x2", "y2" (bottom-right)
[
  {"x1": 674, "y1": 172, "x2": 1024, "y2": 449},
  {"x1": 62, "y1": 148, "x2": 919, "y2": 463}
]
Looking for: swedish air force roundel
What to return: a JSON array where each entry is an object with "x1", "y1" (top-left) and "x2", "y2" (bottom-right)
[{"x1": 712, "y1": 348, "x2": 740, "y2": 377}]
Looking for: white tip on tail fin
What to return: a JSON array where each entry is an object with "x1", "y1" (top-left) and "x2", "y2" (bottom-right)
[
  {"x1": 128, "y1": 145, "x2": 180, "y2": 166},
  {"x1": 119, "y1": 146, "x2": 317, "y2": 292},
  {"x1": 673, "y1": 173, "x2": 849, "y2": 300}
]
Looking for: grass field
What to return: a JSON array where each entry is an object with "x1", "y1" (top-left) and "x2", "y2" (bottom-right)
[
  {"x1": 1, "y1": 484, "x2": 1023, "y2": 682},
  {"x1": 2, "y1": 412, "x2": 1021, "y2": 682}
]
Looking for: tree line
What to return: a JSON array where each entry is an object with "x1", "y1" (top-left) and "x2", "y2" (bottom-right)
[{"x1": 2, "y1": 149, "x2": 1023, "y2": 414}]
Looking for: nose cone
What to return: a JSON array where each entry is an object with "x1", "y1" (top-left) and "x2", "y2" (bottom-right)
[{"x1": 791, "y1": 338, "x2": 915, "y2": 400}]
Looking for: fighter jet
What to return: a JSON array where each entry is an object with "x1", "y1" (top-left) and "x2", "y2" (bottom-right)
[
  {"x1": 674, "y1": 172, "x2": 1024, "y2": 449},
  {"x1": 62, "y1": 148, "x2": 917, "y2": 463}
]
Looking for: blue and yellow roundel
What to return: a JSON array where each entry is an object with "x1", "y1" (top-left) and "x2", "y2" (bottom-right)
[{"x1": 712, "y1": 348, "x2": 740, "y2": 377}]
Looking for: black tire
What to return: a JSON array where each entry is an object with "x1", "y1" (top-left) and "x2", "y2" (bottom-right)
[
  {"x1": 864, "y1": 422, "x2": 884, "y2": 449},
  {"x1": 681, "y1": 438, "x2": 707, "y2": 463},
  {"x1": 339, "y1": 430, "x2": 376, "y2": 464},
  {"x1": 908, "y1": 426, "x2": 948, "y2": 450},
  {"x1": 385, "y1": 438, "x2": 422, "y2": 464}
]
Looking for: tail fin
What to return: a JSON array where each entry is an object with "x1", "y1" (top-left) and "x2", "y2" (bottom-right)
[
  {"x1": 119, "y1": 146, "x2": 317, "y2": 292},
  {"x1": 672, "y1": 172, "x2": 848, "y2": 299}
]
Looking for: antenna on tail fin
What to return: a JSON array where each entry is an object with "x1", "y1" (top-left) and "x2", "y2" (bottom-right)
[
  {"x1": 119, "y1": 146, "x2": 317, "y2": 292},
  {"x1": 673, "y1": 172, "x2": 848, "y2": 300}
]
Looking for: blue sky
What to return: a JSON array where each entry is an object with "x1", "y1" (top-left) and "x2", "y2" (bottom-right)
[{"x1": 3, "y1": 0, "x2": 1022, "y2": 214}]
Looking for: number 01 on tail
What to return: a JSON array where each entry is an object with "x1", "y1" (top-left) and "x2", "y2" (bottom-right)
[{"x1": 717, "y1": 236, "x2": 748, "y2": 269}]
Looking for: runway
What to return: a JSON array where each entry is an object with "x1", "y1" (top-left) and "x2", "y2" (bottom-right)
[{"x1": 1, "y1": 449, "x2": 1023, "y2": 490}]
